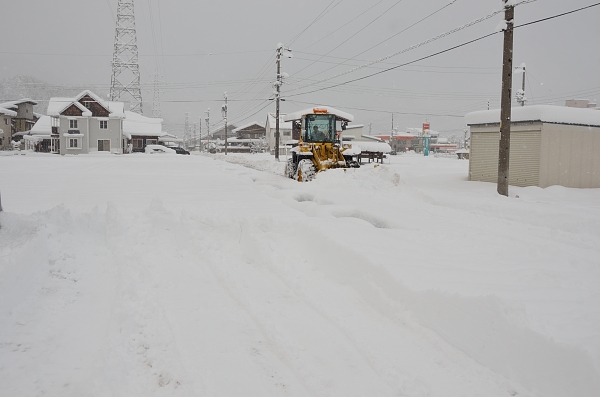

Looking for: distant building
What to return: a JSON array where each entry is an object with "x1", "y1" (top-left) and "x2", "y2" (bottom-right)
[
  {"x1": 47, "y1": 90, "x2": 125, "y2": 155},
  {"x1": 466, "y1": 105, "x2": 600, "y2": 188},
  {"x1": 0, "y1": 106, "x2": 16, "y2": 150},
  {"x1": 122, "y1": 111, "x2": 164, "y2": 152},
  {"x1": 226, "y1": 122, "x2": 267, "y2": 153},
  {"x1": 0, "y1": 99, "x2": 40, "y2": 149},
  {"x1": 265, "y1": 113, "x2": 292, "y2": 153}
]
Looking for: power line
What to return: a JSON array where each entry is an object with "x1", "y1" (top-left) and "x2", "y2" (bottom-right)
[
  {"x1": 303, "y1": 0, "x2": 460, "y2": 80},
  {"x1": 284, "y1": 0, "x2": 592, "y2": 99},
  {"x1": 291, "y1": 0, "x2": 407, "y2": 78},
  {"x1": 287, "y1": 0, "x2": 342, "y2": 47},
  {"x1": 301, "y1": 0, "x2": 387, "y2": 51}
]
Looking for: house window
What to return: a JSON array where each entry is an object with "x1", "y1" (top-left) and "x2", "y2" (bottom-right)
[
  {"x1": 283, "y1": 131, "x2": 291, "y2": 136},
  {"x1": 4, "y1": 118, "x2": 8, "y2": 125},
  {"x1": 84, "y1": 102, "x2": 91, "y2": 109},
  {"x1": 69, "y1": 119, "x2": 78, "y2": 129},
  {"x1": 100, "y1": 120, "x2": 108, "y2": 129},
  {"x1": 69, "y1": 138, "x2": 79, "y2": 148},
  {"x1": 147, "y1": 139, "x2": 157, "y2": 145},
  {"x1": 98, "y1": 139, "x2": 110, "y2": 151},
  {"x1": 133, "y1": 139, "x2": 144, "y2": 149}
]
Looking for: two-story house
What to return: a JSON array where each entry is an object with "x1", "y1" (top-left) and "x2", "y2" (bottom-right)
[
  {"x1": 47, "y1": 91, "x2": 125, "y2": 155},
  {"x1": 0, "y1": 99, "x2": 40, "y2": 149},
  {"x1": 0, "y1": 106, "x2": 16, "y2": 150}
]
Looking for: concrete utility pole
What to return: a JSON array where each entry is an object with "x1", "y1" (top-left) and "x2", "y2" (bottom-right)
[
  {"x1": 199, "y1": 117, "x2": 202, "y2": 152},
  {"x1": 497, "y1": 1, "x2": 515, "y2": 197},
  {"x1": 222, "y1": 93, "x2": 228, "y2": 155},
  {"x1": 205, "y1": 108, "x2": 210, "y2": 152},
  {"x1": 274, "y1": 43, "x2": 292, "y2": 161}
]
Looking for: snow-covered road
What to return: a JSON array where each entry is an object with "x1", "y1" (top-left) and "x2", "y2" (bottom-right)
[{"x1": 1, "y1": 152, "x2": 599, "y2": 397}]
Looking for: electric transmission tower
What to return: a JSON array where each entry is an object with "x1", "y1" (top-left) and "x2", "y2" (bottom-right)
[{"x1": 110, "y1": 0, "x2": 143, "y2": 114}]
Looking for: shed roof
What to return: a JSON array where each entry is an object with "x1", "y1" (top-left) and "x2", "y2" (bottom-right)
[{"x1": 466, "y1": 105, "x2": 600, "y2": 128}]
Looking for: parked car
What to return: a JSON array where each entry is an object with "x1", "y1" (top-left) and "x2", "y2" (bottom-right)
[
  {"x1": 145, "y1": 144, "x2": 176, "y2": 154},
  {"x1": 172, "y1": 147, "x2": 190, "y2": 155}
]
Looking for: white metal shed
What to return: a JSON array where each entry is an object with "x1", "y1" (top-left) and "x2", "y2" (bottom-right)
[{"x1": 465, "y1": 105, "x2": 600, "y2": 188}]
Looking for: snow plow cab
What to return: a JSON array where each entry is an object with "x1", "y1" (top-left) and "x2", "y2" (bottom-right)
[{"x1": 284, "y1": 107, "x2": 360, "y2": 182}]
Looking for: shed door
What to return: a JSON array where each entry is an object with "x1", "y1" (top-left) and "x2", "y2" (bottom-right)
[
  {"x1": 469, "y1": 131, "x2": 541, "y2": 187},
  {"x1": 509, "y1": 131, "x2": 541, "y2": 187},
  {"x1": 469, "y1": 132, "x2": 499, "y2": 183}
]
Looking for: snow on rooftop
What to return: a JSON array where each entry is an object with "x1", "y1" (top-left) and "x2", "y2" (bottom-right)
[
  {"x1": 232, "y1": 121, "x2": 263, "y2": 133},
  {"x1": 31, "y1": 115, "x2": 52, "y2": 135},
  {"x1": 0, "y1": 106, "x2": 17, "y2": 117},
  {"x1": 283, "y1": 106, "x2": 354, "y2": 122},
  {"x1": 466, "y1": 105, "x2": 600, "y2": 127},
  {"x1": 47, "y1": 91, "x2": 124, "y2": 118},
  {"x1": 123, "y1": 111, "x2": 163, "y2": 139},
  {"x1": 0, "y1": 98, "x2": 38, "y2": 109},
  {"x1": 345, "y1": 124, "x2": 364, "y2": 130}
]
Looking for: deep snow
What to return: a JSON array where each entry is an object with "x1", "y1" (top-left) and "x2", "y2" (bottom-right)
[{"x1": 1, "y1": 151, "x2": 599, "y2": 397}]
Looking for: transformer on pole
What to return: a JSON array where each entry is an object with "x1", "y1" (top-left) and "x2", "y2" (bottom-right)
[{"x1": 110, "y1": 0, "x2": 144, "y2": 114}]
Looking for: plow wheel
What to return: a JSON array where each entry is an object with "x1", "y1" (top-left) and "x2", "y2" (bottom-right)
[{"x1": 295, "y1": 159, "x2": 316, "y2": 182}]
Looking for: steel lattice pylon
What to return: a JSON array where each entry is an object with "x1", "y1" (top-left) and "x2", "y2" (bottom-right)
[{"x1": 110, "y1": 0, "x2": 143, "y2": 114}]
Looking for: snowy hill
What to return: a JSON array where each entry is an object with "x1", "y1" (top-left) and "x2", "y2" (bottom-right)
[{"x1": 0, "y1": 153, "x2": 599, "y2": 396}]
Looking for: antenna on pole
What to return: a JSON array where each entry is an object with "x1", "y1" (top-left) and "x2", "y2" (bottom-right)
[{"x1": 110, "y1": 0, "x2": 144, "y2": 114}]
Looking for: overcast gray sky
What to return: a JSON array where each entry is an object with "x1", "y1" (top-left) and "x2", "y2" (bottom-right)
[{"x1": 1, "y1": 0, "x2": 599, "y2": 136}]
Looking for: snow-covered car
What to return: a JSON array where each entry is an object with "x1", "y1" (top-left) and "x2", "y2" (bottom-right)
[
  {"x1": 145, "y1": 144, "x2": 176, "y2": 154},
  {"x1": 172, "y1": 147, "x2": 190, "y2": 155}
]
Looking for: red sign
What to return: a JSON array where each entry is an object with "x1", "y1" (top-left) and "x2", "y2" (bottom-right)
[{"x1": 423, "y1": 122, "x2": 430, "y2": 133}]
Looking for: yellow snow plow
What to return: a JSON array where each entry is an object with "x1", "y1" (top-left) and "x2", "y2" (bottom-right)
[{"x1": 283, "y1": 107, "x2": 360, "y2": 182}]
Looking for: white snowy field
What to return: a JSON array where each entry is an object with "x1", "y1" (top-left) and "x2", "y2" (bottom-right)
[{"x1": 0, "y1": 151, "x2": 599, "y2": 397}]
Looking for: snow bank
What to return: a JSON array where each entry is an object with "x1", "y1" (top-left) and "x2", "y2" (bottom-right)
[{"x1": 1, "y1": 153, "x2": 599, "y2": 397}]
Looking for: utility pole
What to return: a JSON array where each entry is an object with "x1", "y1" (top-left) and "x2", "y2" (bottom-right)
[
  {"x1": 193, "y1": 122, "x2": 197, "y2": 151},
  {"x1": 199, "y1": 117, "x2": 202, "y2": 152},
  {"x1": 274, "y1": 43, "x2": 292, "y2": 161},
  {"x1": 205, "y1": 108, "x2": 210, "y2": 152},
  {"x1": 222, "y1": 92, "x2": 228, "y2": 155},
  {"x1": 391, "y1": 113, "x2": 394, "y2": 133},
  {"x1": 369, "y1": 123, "x2": 372, "y2": 135},
  {"x1": 497, "y1": 0, "x2": 515, "y2": 197},
  {"x1": 184, "y1": 112, "x2": 190, "y2": 150}
]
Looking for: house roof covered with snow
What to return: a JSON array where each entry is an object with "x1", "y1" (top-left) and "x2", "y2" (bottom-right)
[
  {"x1": 266, "y1": 113, "x2": 292, "y2": 129},
  {"x1": 123, "y1": 111, "x2": 163, "y2": 139},
  {"x1": 466, "y1": 105, "x2": 600, "y2": 128},
  {"x1": 47, "y1": 90, "x2": 125, "y2": 119},
  {"x1": 0, "y1": 98, "x2": 38, "y2": 109},
  {"x1": 0, "y1": 106, "x2": 17, "y2": 117},
  {"x1": 232, "y1": 121, "x2": 264, "y2": 133},
  {"x1": 283, "y1": 106, "x2": 354, "y2": 122},
  {"x1": 31, "y1": 115, "x2": 52, "y2": 135}
]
